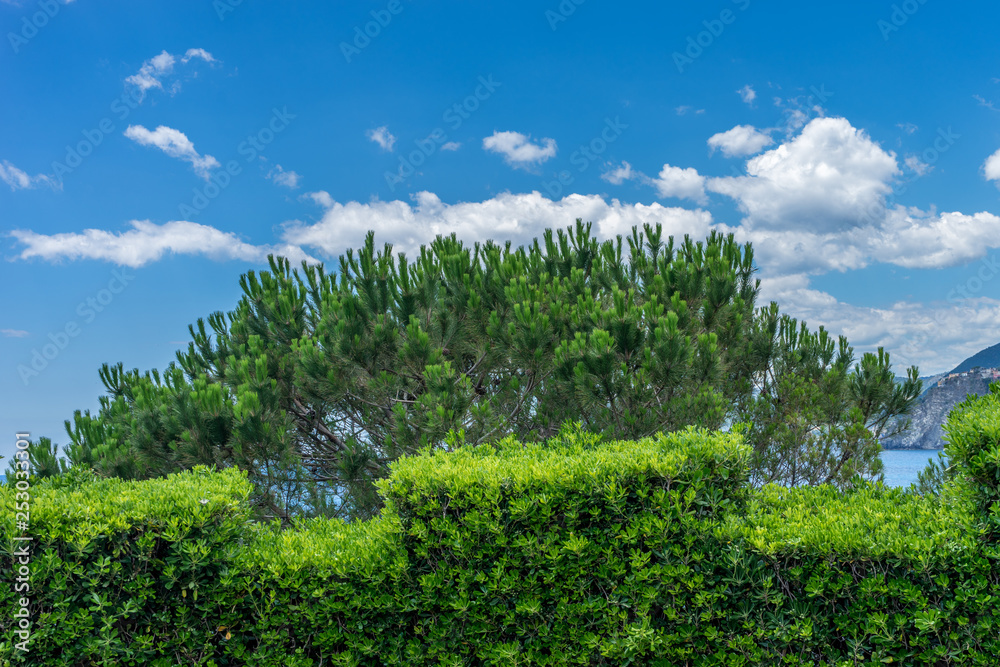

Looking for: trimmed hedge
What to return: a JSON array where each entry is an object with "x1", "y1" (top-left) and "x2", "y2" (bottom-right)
[
  {"x1": 2, "y1": 414, "x2": 999, "y2": 665},
  {"x1": 1, "y1": 468, "x2": 255, "y2": 665}
]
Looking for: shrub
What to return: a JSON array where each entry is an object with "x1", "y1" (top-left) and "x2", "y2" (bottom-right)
[
  {"x1": 0, "y1": 467, "x2": 253, "y2": 666},
  {"x1": 2, "y1": 422, "x2": 998, "y2": 665},
  {"x1": 943, "y1": 382, "x2": 1000, "y2": 544}
]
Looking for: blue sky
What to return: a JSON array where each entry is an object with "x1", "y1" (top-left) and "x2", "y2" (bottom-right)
[{"x1": 3, "y1": 0, "x2": 1000, "y2": 465}]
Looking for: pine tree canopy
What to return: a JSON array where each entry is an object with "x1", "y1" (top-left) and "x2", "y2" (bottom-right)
[{"x1": 9, "y1": 222, "x2": 922, "y2": 522}]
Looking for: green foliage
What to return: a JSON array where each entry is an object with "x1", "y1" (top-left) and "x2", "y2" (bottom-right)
[
  {"x1": 0, "y1": 466, "x2": 253, "y2": 666},
  {"x1": 943, "y1": 381, "x2": 1000, "y2": 543},
  {"x1": 721, "y1": 481, "x2": 977, "y2": 558},
  {"x1": 4, "y1": 424, "x2": 1000, "y2": 665},
  {"x1": 742, "y1": 317, "x2": 920, "y2": 488},
  {"x1": 44, "y1": 223, "x2": 921, "y2": 522},
  {"x1": 2, "y1": 437, "x2": 72, "y2": 483},
  {"x1": 912, "y1": 450, "x2": 954, "y2": 496}
]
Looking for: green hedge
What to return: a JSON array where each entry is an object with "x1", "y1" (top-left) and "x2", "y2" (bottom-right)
[
  {"x1": 1, "y1": 468, "x2": 255, "y2": 665},
  {"x1": 2, "y1": 414, "x2": 999, "y2": 665},
  {"x1": 943, "y1": 386, "x2": 1000, "y2": 543}
]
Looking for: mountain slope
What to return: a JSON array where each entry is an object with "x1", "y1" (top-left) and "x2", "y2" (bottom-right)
[{"x1": 949, "y1": 341, "x2": 1000, "y2": 375}]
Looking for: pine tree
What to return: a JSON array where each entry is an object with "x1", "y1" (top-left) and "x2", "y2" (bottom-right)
[{"x1": 30, "y1": 222, "x2": 922, "y2": 521}]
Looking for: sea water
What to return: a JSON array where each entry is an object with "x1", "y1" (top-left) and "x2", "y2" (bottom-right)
[{"x1": 880, "y1": 449, "x2": 944, "y2": 488}]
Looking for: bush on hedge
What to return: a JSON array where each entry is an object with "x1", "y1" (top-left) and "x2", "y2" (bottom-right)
[
  {"x1": 2, "y1": 413, "x2": 999, "y2": 665},
  {"x1": 943, "y1": 382, "x2": 1000, "y2": 544}
]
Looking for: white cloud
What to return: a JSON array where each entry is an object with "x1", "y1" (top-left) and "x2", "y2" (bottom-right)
[
  {"x1": 0, "y1": 159, "x2": 56, "y2": 191},
  {"x1": 771, "y1": 91, "x2": 829, "y2": 136},
  {"x1": 675, "y1": 106, "x2": 705, "y2": 116},
  {"x1": 756, "y1": 272, "x2": 1000, "y2": 374},
  {"x1": 873, "y1": 208, "x2": 1000, "y2": 269},
  {"x1": 600, "y1": 161, "x2": 634, "y2": 185},
  {"x1": 285, "y1": 190, "x2": 713, "y2": 258},
  {"x1": 904, "y1": 155, "x2": 933, "y2": 177},
  {"x1": 646, "y1": 164, "x2": 707, "y2": 204},
  {"x1": 9, "y1": 220, "x2": 315, "y2": 267},
  {"x1": 181, "y1": 48, "x2": 215, "y2": 64},
  {"x1": 778, "y1": 108, "x2": 810, "y2": 134},
  {"x1": 125, "y1": 48, "x2": 215, "y2": 101},
  {"x1": 124, "y1": 125, "x2": 220, "y2": 179},
  {"x1": 729, "y1": 206, "x2": 1000, "y2": 277},
  {"x1": 707, "y1": 125, "x2": 774, "y2": 158},
  {"x1": 737, "y1": 85, "x2": 757, "y2": 105},
  {"x1": 441, "y1": 141, "x2": 462, "y2": 151},
  {"x1": 600, "y1": 161, "x2": 706, "y2": 204},
  {"x1": 592, "y1": 117, "x2": 1000, "y2": 278},
  {"x1": 1, "y1": 329, "x2": 29, "y2": 338},
  {"x1": 267, "y1": 165, "x2": 300, "y2": 189},
  {"x1": 482, "y1": 131, "x2": 557, "y2": 168},
  {"x1": 897, "y1": 122, "x2": 918, "y2": 135},
  {"x1": 367, "y1": 126, "x2": 396, "y2": 152},
  {"x1": 984, "y1": 148, "x2": 1000, "y2": 184},
  {"x1": 304, "y1": 190, "x2": 334, "y2": 209},
  {"x1": 10, "y1": 192, "x2": 713, "y2": 270},
  {"x1": 707, "y1": 117, "x2": 899, "y2": 232},
  {"x1": 125, "y1": 51, "x2": 175, "y2": 96}
]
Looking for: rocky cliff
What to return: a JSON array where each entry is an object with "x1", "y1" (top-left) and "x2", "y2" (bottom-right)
[{"x1": 883, "y1": 369, "x2": 997, "y2": 449}]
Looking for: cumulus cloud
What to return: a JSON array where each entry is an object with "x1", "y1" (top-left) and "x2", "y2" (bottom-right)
[
  {"x1": 873, "y1": 208, "x2": 1000, "y2": 269},
  {"x1": 984, "y1": 148, "x2": 1000, "y2": 184},
  {"x1": 441, "y1": 141, "x2": 462, "y2": 151},
  {"x1": 729, "y1": 206, "x2": 1000, "y2": 278},
  {"x1": 0, "y1": 159, "x2": 56, "y2": 191},
  {"x1": 724, "y1": 226, "x2": 870, "y2": 277},
  {"x1": 646, "y1": 164, "x2": 707, "y2": 204},
  {"x1": 588, "y1": 117, "x2": 1000, "y2": 278},
  {"x1": 124, "y1": 125, "x2": 220, "y2": 179},
  {"x1": 756, "y1": 271, "x2": 1000, "y2": 374},
  {"x1": 9, "y1": 192, "x2": 713, "y2": 270},
  {"x1": 707, "y1": 125, "x2": 774, "y2": 158},
  {"x1": 600, "y1": 162, "x2": 707, "y2": 204},
  {"x1": 288, "y1": 190, "x2": 713, "y2": 258},
  {"x1": 707, "y1": 117, "x2": 899, "y2": 232},
  {"x1": 267, "y1": 165, "x2": 300, "y2": 189},
  {"x1": 482, "y1": 131, "x2": 557, "y2": 168},
  {"x1": 613, "y1": 119, "x2": 895, "y2": 219},
  {"x1": 125, "y1": 48, "x2": 215, "y2": 101},
  {"x1": 738, "y1": 85, "x2": 757, "y2": 105},
  {"x1": 9, "y1": 220, "x2": 315, "y2": 267},
  {"x1": 366, "y1": 126, "x2": 396, "y2": 152}
]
